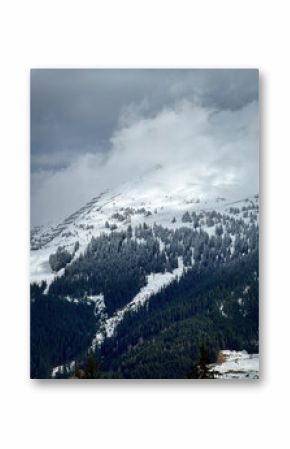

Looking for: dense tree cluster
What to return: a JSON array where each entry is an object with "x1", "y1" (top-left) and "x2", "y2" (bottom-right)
[
  {"x1": 30, "y1": 286, "x2": 96, "y2": 379},
  {"x1": 100, "y1": 250, "x2": 259, "y2": 378},
  {"x1": 49, "y1": 246, "x2": 73, "y2": 272},
  {"x1": 49, "y1": 227, "x2": 167, "y2": 314}
]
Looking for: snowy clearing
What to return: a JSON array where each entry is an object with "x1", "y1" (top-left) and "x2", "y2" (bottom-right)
[{"x1": 210, "y1": 350, "x2": 259, "y2": 379}]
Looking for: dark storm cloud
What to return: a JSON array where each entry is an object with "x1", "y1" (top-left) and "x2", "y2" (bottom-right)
[
  {"x1": 31, "y1": 69, "x2": 174, "y2": 170},
  {"x1": 31, "y1": 69, "x2": 258, "y2": 171}
]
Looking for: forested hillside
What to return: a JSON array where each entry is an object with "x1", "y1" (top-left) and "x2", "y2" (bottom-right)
[
  {"x1": 30, "y1": 206, "x2": 259, "y2": 378},
  {"x1": 30, "y1": 283, "x2": 96, "y2": 378},
  {"x1": 100, "y1": 250, "x2": 258, "y2": 378}
]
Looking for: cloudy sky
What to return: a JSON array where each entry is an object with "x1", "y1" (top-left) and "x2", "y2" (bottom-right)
[{"x1": 31, "y1": 69, "x2": 259, "y2": 225}]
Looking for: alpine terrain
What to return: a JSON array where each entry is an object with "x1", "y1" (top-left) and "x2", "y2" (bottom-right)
[{"x1": 30, "y1": 164, "x2": 259, "y2": 379}]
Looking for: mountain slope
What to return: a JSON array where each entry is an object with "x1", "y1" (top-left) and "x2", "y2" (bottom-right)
[
  {"x1": 30, "y1": 165, "x2": 259, "y2": 379},
  {"x1": 31, "y1": 164, "x2": 259, "y2": 284}
]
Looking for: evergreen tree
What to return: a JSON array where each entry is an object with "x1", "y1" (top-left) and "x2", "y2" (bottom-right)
[
  {"x1": 182, "y1": 211, "x2": 192, "y2": 223},
  {"x1": 73, "y1": 354, "x2": 101, "y2": 379},
  {"x1": 187, "y1": 344, "x2": 214, "y2": 379}
]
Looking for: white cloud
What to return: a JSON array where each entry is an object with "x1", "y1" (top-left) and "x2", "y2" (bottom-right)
[{"x1": 31, "y1": 99, "x2": 258, "y2": 225}]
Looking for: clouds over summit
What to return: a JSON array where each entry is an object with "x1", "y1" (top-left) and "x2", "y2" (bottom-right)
[{"x1": 31, "y1": 69, "x2": 259, "y2": 225}]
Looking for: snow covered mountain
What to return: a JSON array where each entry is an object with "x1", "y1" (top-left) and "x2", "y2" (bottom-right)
[
  {"x1": 31, "y1": 163, "x2": 259, "y2": 286},
  {"x1": 30, "y1": 164, "x2": 259, "y2": 379}
]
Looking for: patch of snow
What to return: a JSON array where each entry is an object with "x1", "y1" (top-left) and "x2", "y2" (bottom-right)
[
  {"x1": 210, "y1": 350, "x2": 259, "y2": 379},
  {"x1": 52, "y1": 360, "x2": 75, "y2": 378},
  {"x1": 86, "y1": 294, "x2": 106, "y2": 318},
  {"x1": 219, "y1": 303, "x2": 228, "y2": 317}
]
